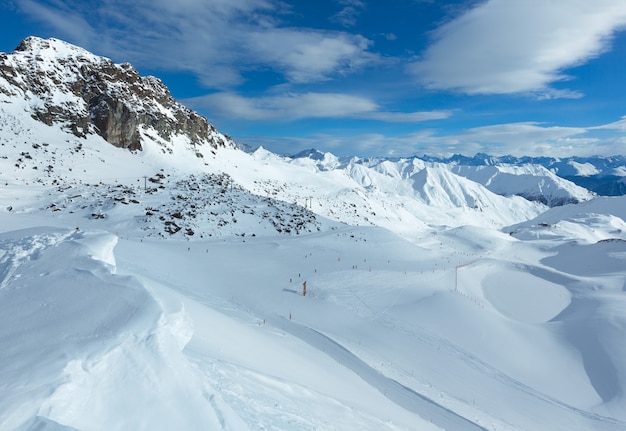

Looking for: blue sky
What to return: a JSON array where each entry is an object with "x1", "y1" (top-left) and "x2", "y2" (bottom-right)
[{"x1": 2, "y1": 0, "x2": 626, "y2": 158}]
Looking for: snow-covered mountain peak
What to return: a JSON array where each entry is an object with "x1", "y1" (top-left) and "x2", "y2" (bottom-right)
[
  {"x1": 450, "y1": 163, "x2": 594, "y2": 206},
  {"x1": 289, "y1": 148, "x2": 342, "y2": 171},
  {"x1": 428, "y1": 153, "x2": 626, "y2": 196},
  {"x1": 566, "y1": 161, "x2": 601, "y2": 177},
  {"x1": 291, "y1": 148, "x2": 328, "y2": 161},
  {"x1": 0, "y1": 36, "x2": 236, "y2": 153},
  {"x1": 0, "y1": 37, "x2": 547, "y2": 241},
  {"x1": 13, "y1": 36, "x2": 103, "y2": 65},
  {"x1": 0, "y1": 36, "x2": 613, "y2": 239}
]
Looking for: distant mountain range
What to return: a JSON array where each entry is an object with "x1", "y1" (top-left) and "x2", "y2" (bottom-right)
[
  {"x1": 422, "y1": 153, "x2": 626, "y2": 196},
  {"x1": 0, "y1": 36, "x2": 624, "y2": 242},
  {"x1": 287, "y1": 148, "x2": 626, "y2": 199},
  {"x1": 287, "y1": 149, "x2": 596, "y2": 206}
]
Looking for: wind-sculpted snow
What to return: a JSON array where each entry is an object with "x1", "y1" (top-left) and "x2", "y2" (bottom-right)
[
  {"x1": 276, "y1": 320, "x2": 489, "y2": 431},
  {"x1": 1, "y1": 36, "x2": 626, "y2": 430},
  {"x1": 0, "y1": 228, "x2": 226, "y2": 430},
  {"x1": 2, "y1": 193, "x2": 626, "y2": 429},
  {"x1": 509, "y1": 196, "x2": 626, "y2": 243}
]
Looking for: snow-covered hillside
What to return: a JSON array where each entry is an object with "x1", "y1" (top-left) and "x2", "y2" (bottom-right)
[
  {"x1": 449, "y1": 163, "x2": 594, "y2": 206},
  {"x1": 424, "y1": 153, "x2": 626, "y2": 197},
  {"x1": 289, "y1": 150, "x2": 594, "y2": 206},
  {"x1": 1, "y1": 37, "x2": 626, "y2": 431}
]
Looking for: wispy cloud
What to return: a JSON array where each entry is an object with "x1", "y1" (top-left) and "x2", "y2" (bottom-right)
[
  {"x1": 14, "y1": 0, "x2": 378, "y2": 88},
  {"x1": 187, "y1": 92, "x2": 376, "y2": 121},
  {"x1": 239, "y1": 121, "x2": 623, "y2": 158},
  {"x1": 455, "y1": 122, "x2": 588, "y2": 147},
  {"x1": 409, "y1": 0, "x2": 626, "y2": 97},
  {"x1": 416, "y1": 122, "x2": 609, "y2": 157},
  {"x1": 236, "y1": 130, "x2": 476, "y2": 158},
  {"x1": 360, "y1": 110, "x2": 452, "y2": 122},
  {"x1": 330, "y1": 0, "x2": 365, "y2": 27},
  {"x1": 186, "y1": 91, "x2": 452, "y2": 123},
  {"x1": 17, "y1": 0, "x2": 98, "y2": 47},
  {"x1": 592, "y1": 115, "x2": 626, "y2": 131},
  {"x1": 246, "y1": 29, "x2": 375, "y2": 84}
]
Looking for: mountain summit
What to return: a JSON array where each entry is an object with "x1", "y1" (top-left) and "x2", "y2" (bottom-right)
[{"x1": 0, "y1": 36, "x2": 234, "y2": 152}]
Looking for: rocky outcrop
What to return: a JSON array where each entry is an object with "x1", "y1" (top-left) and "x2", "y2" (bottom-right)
[{"x1": 0, "y1": 36, "x2": 235, "y2": 151}]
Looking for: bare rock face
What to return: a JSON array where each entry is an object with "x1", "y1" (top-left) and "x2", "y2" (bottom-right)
[{"x1": 0, "y1": 36, "x2": 234, "y2": 151}]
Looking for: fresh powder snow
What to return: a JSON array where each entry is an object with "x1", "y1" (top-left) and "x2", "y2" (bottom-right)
[{"x1": 1, "y1": 37, "x2": 626, "y2": 431}]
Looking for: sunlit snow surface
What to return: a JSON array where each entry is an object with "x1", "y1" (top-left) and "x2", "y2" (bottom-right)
[{"x1": 1, "y1": 106, "x2": 626, "y2": 430}]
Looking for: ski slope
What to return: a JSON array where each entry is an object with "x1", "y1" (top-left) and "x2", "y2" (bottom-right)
[
  {"x1": 1, "y1": 194, "x2": 626, "y2": 430},
  {"x1": 1, "y1": 36, "x2": 625, "y2": 430}
]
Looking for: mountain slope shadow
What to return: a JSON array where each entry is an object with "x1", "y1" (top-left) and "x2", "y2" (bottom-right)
[{"x1": 551, "y1": 298, "x2": 620, "y2": 403}]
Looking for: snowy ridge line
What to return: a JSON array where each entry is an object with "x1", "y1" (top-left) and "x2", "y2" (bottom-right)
[{"x1": 272, "y1": 317, "x2": 489, "y2": 431}]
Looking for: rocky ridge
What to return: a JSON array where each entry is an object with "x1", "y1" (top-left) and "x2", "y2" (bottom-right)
[
  {"x1": 0, "y1": 36, "x2": 234, "y2": 152},
  {"x1": 37, "y1": 171, "x2": 322, "y2": 239}
]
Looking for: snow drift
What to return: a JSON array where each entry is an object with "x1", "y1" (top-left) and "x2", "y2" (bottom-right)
[{"x1": 1, "y1": 36, "x2": 626, "y2": 431}]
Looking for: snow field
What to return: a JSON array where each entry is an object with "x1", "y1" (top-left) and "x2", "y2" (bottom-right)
[
  {"x1": 112, "y1": 222, "x2": 626, "y2": 430},
  {"x1": 0, "y1": 93, "x2": 624, "y2": 430},
  {"x1": 2, "y1": 185, "x2": 626, "y2": 430}
]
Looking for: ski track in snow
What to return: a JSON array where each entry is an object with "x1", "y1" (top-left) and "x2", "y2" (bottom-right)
[
  {"x1": 116, "y1": 230, "x2": 626, "y2": 431},
  {"x1": 273, "y1": 296, "x2": 626, "y2": 431},
  {"x1": 2, "y1": 199, "x2": 626, "y2": 430},
  {"x1": 274, "y1": 318, "x2": 489, "y2": 431}
]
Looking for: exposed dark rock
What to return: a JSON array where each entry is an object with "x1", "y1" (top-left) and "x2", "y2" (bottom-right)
[{"x1": 0, "y1": 36, "x2": 236, "y2": 152}]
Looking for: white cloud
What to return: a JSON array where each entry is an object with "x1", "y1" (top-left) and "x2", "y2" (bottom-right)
[
  {"x1": 236, "y1": 132, "x2": 417, "y2": 157},
  {"x1": 592, "y1": 115, "x2": 626, "y2": 131},
  {"x1": 409, "y1": 0, "x2": 626, "y2": 96},
  {"x1": 189, "y1": 92, "x2": 377, "y2": 121},
  {"x1": 187, "y1": 91, "x2": 452, "y2": 123},
  {"x1": 430, "y1": 122, "x2": 603, "y2": 157},
  {"x1": 361, "y1": 110, "x2": 452, "y2": 122},
  {"x1": 238, "y1": 121, "x2": 614, "y2": 158},
  {"x1": 330, "y1": 0, "x2": 365, "y2": 27},
  {"x1": 237, "y1": 130, "x2": 469, "y2": 158},
  {"x1": 246, "y1": 30, "x2": 376, "y2": 83},
  {"x1": 381, "y1": 33, "x2": 398, "y2": 41},
  {"x1": 456, "y1": 122, "x2": 587, "y2": 146},
  {"x1": 15, "y1": 0, "x2": 378, "y2": 88}
]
